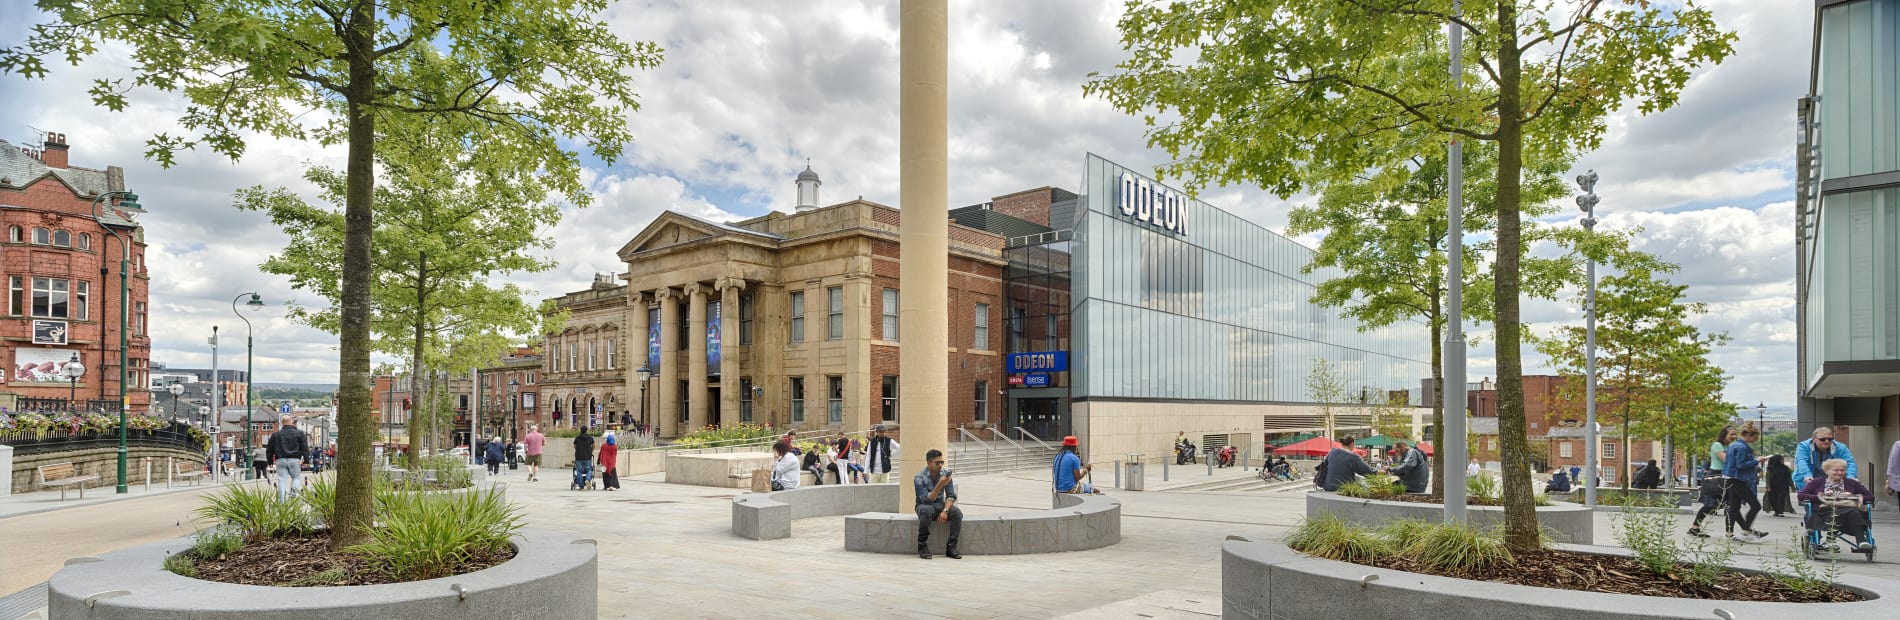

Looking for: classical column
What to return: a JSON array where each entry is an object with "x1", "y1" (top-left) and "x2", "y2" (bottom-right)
[
  {"x1": 898, "y1": 0, "x2": 949, "y2": 512},
  {"x1": 686, "y1": 282, "x2": 710, "y2": 433},
  {"x1": 656, "y1": 288, "x2": 681, "y2": 438},
  {"x1": 844, "y1": 273, "x2": 872, "y2": 433},
  {"x1": 718, "y1": 278, "x2": 744, "y2": 427},
  {"x1": 627, "y1": 290, "x2": 649, "y2": 429}
]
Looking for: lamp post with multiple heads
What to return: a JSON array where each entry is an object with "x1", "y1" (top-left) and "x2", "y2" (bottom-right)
[
  {"x1": 1576, "y1": 169, "x2": 1602, "y2": 508},
  {"x1": 233, "y1": 292, "x2": 264, "y2": 479},
  {"x1": 636, "y1": 365, "x2": 654, "y2": 431},
  {"x1": 78, "y1": 188, "x2": 140, "y2": 493},
  {"x1": 62, "y1": 353, "x2": 84, "y2": 410}
]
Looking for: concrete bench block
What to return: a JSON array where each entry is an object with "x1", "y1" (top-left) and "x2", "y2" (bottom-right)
[
  {"x1": 1305, "y1": 491, "x2": 1595, "y2": 545},
  {"x1": 843, "y1": 493, "x2": 1121, "y2": 555},
  {"x1": 729, "y1": 483, "x2": 899, "y2": 540}
]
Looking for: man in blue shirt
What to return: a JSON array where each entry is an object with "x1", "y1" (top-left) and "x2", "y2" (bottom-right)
[
  {"x1": 1792, "y1": 427, "x2": 1858, "y2": 489},
  {"x1": 914, "y1": 449, "x2": 961, "y2": 559},
  {"x1": 1723, "y1": 426, "x2": 1769, "y2": 542},
  {"x1": 1054, "y1": 435, "x2": 1097, "y2": 493}
]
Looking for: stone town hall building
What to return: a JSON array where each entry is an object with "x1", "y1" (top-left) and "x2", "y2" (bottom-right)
[
  {"x1": 0, "y1": 132, "x2": 154, "y2": 414},
  {"x1": 540, "y1": 166, "x2": 1010, "y2": 438}
]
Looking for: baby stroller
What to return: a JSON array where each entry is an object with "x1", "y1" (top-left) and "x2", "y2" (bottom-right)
[{"x1": 1802, "y1": 497, "x2": 1877, "y2": 562}]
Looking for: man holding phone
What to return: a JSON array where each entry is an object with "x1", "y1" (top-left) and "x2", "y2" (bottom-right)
[{"x1": 914, "y1": 449, "x2": 962, "y2": 559}]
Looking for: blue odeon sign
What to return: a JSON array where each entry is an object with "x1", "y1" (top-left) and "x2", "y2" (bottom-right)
[
  {"x1": 1117, "y1": 170, "x2": 1188, "y2": 235},
  {"x1": 1007, "y1": 351, "x2": 1069, "y2": 374}
]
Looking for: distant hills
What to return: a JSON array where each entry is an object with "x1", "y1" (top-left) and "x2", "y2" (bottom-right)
[{"x1": 254, "y1": 383, "x2": 338, "y2": 392}]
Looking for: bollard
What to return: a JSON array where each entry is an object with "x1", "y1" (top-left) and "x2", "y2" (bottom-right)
[
  {"x1": 1113, "y1": 459, "x2": 1122, "y2": 489},
  {"x1": 1243, "y1": 446, "x2": 1250, "y2": 472},
  {"x1": 143, "y1": 458, "x2": 151, "y2": 492},
  {"x1": 167, "y1": 457, "x2": 175, "y2": 488},
  {"x1": 1206, "y1": 451, "x2": 1213, "y2": 476},
  {"x1": 1163, "y1": 455, "x2": 1169, "y2": 481}
]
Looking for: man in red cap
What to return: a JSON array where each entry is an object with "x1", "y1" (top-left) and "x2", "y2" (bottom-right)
[{"x1": 1054, "y1": 435, "x2": 1099, "y2": 494}]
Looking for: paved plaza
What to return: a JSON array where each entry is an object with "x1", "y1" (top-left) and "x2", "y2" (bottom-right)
[{"x1": 3, "y1": 466, "x2": 1898, "y2": 619}]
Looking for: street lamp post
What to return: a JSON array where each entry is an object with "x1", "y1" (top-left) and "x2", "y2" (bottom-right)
[
  {"x1": 80, "y1": 189, "x2": 139, "y2": 493},
  {"x1": 62, "y1": 353, "x2": 84, "y2": 411},
  {"x1": 1577, "y1": 169, "x2": 1602, "y2": 508},
  {"x1": 508, "y1": 378, "x2": 520, "y2": 444},
  {"x1": 636, "y1": 365, "x2": 653, "y2": 432},
  {"x1": 168, "y1": 382, "x2": 184, "y2": 420},
  {"x1": 1756, "y1": 402, "x2": 1767, "y2": 432},
  {"x1": 233, "y1": 292, "x2": 264, "y2": 479}
]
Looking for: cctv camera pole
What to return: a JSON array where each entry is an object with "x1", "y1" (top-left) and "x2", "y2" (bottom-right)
[
  {"x1": 1441, "y1": 1, "x2": 1469, "y2": 523},
  {"x1": 1576, "y1": 170, "x2": 1601, "y2": 508}
]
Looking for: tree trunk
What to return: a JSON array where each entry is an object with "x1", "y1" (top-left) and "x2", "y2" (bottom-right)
[
  {"x1": 1621, "y1": 406, "x2": 1631, "y2": 491},
  {"x1": 1492, "y1": 0, "x2": 1539, "y2": 552},
  {"x1": 330, "y1": 0, "x2": 379, "y2": 550},
  {"x1": 1429, "y1": 272, "x2": 1445, "y2": 497},
  {"x1": 409, "y1": 255, "x2": 427, "y2": 469}
]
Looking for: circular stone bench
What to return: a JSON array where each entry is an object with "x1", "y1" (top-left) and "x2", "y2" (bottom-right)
[
  {"x1": 1220, "y1": 536, "x2": 1896, "y2": 619},
  {"x1": 844, "y1": 492, "x2": 1121, "y2": 555},
  {"x1": 730, "y1": 483, "x2": 900, "y2": 540},
  {"x1": 1306, "y1": 491, "x2": 1594, "y2": 545},
  {"x1": 48, "y1": 528, "x2": 595, "y2": 619}
]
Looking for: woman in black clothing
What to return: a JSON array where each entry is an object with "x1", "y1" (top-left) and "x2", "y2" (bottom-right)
[{"x1": 1765, "y1": 454, "x2": 1796, "y2": 517}]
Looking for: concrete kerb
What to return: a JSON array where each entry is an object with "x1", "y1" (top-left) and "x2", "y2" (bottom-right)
[
  {"x1": 1221, "y1": 537, "x2": 1899, "y2": 619},
  {"x1": 47, "y1": 528, "x2": 596, "y2": 619},
  {"x1": 1305, "y1": 491, "x2": 1595, "y2": 545},
  {"x1": 730, "y1": 483, "x2": 899, "y2": 540},
  {"x1": 843, "y1": 492, "x2": 1122, "y2": 555}
]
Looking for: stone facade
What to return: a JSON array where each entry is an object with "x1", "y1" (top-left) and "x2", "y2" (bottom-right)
[
  {"x1": 475, "y1": 347, "x2": 542, "y2": 441},
  {"x1": 594, "y1": 198, "x2": 1006, "y2": 438},
  {"x1": 542, "y1": 275, "x2": 630, "y2": 430},
  {"x1": 0, "y1": 133, "x2": 153, "y2": 414}
]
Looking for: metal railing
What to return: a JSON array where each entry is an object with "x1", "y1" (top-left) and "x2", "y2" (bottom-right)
[
  {"x1": 1013, "y1": 427, "x2": 1053, "y2": 450},
  {"x1": 14, "y1": 397, "x2": 122, "y2": 413},
  {"x1": 983, "y1": 427, "x2": 1023, "y2": 451}
]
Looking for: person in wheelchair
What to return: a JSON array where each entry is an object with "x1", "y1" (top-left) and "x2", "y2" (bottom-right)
[{"x1": 1797, "y1": 458, "x2": 1876, "y2": 552}]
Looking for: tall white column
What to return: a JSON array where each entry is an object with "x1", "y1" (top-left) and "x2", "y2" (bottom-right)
[
  {"x1": 718, "y1": 278, "x2": 744, "y2": 427},
  {"x1": 627, "y1": 291, "x2": 649, "y2": 428},
  {"x1": 897, "y1": 0, "x2": 949, "y2": 512},
  {"x1": 657, "y1": 288, "x2": 681, "y2": 437},
  {"x1": 686, "y1": 283, "x2": 709, "y2": 433}
]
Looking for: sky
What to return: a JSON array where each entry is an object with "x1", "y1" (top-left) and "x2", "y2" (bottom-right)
[{"x1": 0, "y1": 1, "x2": 1806, "y2": 408}]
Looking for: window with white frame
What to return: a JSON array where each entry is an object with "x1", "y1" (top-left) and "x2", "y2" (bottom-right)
[
  {"x1": 1559, "y1": 442, "x2": 1573, "y2": 458},
  {"x1": 881, "y1": 375, "x2": 898, "y2": 422},
  {"x1": 52, "y1": 230, "x2": 70, "y2": 247},
  {"x1": 568, "y1": 339, "x2": 578, "y2": 373},
  {"x1": 974, "y1": 380, "x2": 989, "y2": 421},
  {"x1": 75, "y1": 281, "x2": 88, "y2": 321},
  {"x1": 606, "y1": 337, "x2": 616, "y2": 369},
  {"x1": 78, "y1": 233, "x2": 90, "y2": 250},
  {"x1": 32, "y1": 227, "x2": 48, "y2": 244},
  {"x1": 1602, "y1": 442, "x2": 1616, "y2": 461},
  {"x1": 973, "y1": 303, "x2": 990, "y2": 349},
  {"x1": 134, "y1": 301, "x2": 146, "y2": 336},
  {"x1": 31, "y1": 277, "x2": 69, "y2": 318},
  {"x1": 790, "y1": 291, "x2": 805, "y2": 342},
  {"x1": 827, "y1": 286, "x2": 843, "y2": 340},
  {"x1": 882, "y1": 288, "x2": 899, "y2": 341},
  {"x1": 7, "y1": 276, "x2": 20, "y2": 316},
  {"x1": 827, "y1": 376, "x2": 843, "y2": 423},
  {"x1": 586, "y1": 340, "x2": 596, "y2": 371},
  {"x1": 791, "y1": 377, "x2": 806, "y2": 423}
]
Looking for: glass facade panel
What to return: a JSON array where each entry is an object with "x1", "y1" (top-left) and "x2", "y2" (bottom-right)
[
  {"x1": 1818, "y1": 0, "x2": 1900, "y2": 181},
  {"x1": 1072, "y1": 155, "x2": 1429, "y2": 403}
]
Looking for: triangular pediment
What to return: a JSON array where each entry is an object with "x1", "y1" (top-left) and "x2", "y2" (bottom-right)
[{"x1": 617, "y1": 211, "x2": 781, "y2": 259}]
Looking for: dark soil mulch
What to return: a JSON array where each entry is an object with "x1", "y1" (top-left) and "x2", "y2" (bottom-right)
[
  {"x1": 186, "y1": 533, "x2": 515, "y2": 587},
  {"x1": 1359, "y1": 549, "x2": 1863, "y2": 603}
]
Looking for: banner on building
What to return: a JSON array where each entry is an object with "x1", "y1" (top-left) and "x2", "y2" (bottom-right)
[
  {"x1": 32, "y1": 320, "x2": 67, "y2": 345},
  {"x1": 15, "y1": 347, "x2": 76, "y2": 383},
  {"x1": 707, "y1": 300, "x2": 723, "y2": 370},
  {"x1": 647, "y1": 313, "x2": 661, "y2": 371}
]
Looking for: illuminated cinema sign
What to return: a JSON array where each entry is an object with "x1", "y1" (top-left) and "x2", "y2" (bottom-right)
[{"x1": 1117, "y1": 171, "x2": 1187, "y2": 235}]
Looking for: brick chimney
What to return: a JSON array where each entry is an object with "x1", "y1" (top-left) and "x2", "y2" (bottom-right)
[{"x1": 41, "y1": 132, "x2": 69, "y2": 169}]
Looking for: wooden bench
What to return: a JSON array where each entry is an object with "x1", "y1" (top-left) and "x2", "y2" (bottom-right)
[
  {"x1": 173, "y1": 460, "x2": 211, "y2": 486},
  {"x1": 37, "y1": 463, "x2": 100, "y2": 500}
]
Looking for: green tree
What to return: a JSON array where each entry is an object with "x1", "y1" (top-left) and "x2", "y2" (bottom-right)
[
  {"x1": 239, "y1": 124, "x2": 560, "y2": 467},
  {"x1": 1306, "y1": 358, "x2": 1351, "y2": 440},
  {"x1": 1367, "y1": 388, "x2": 1415, "y2": 441},
  {"x1": 1536, "y1": 266, "x2": 1731, "y2": 489},
  {"x1": 1086, "y1": 0, "x2": 1733, "y2": 549},
  {"x1": 5, "y1": 0, "x2": 663, "y2": 547}
]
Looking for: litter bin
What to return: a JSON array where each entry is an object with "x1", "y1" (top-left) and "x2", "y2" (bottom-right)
[{"x1": 1125, "y1": 454, "x2": 1146, "y2": 491}]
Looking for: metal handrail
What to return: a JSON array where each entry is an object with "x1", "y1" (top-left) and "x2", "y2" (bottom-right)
[
  {"x1": 984, "y1": 427, "x2": 1023, "y2": 451},
  {"x1": 955, "y1": 428, "x2": 993, "y2": 452},
  {"x1": 622, "y1": 427, "x2": 875, "y2": 454},
  {"x1": 1014, "y1": 427, "x2": 1053, "y2": 450}
]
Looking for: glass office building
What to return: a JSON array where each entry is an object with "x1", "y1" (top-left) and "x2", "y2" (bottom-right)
[
  {"x1": 1797, "y1": 0, "x2": 1900, "y2": 494},
  {"x1": 994, "y1": 154, "x2": 1430, "y2": 459}
]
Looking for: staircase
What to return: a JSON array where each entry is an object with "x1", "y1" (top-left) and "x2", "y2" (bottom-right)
[{"x1": 947, "y1": 442, "x2": 1061, "y2": 476}]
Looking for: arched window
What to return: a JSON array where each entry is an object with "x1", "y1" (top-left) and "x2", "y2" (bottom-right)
[
  {"x1": 7, "y1": 226, "x2": 19, "y2": 243},
  {"x1": 52, "y1": 230, "x2": 70, "y2": 247},
  {"x1": 77, "y1": 233, "x2": 90, "y2": 250},
  {"x1": 31, "y1": 227, "x2": 48, "y2": 244}
]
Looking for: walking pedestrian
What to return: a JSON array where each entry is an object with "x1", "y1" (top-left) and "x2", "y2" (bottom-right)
[
  {"x1": 571, "y1": 426, "x2": 596, "y2": 491},
  {"x1": 1723, "y1": 425, "x2": 1770, "y2": 542},
  {"x1": 265, "y1": 416, "x2": 308, "y2": 503},
  {"x1": 484, "y1": 435, "x2": 504, "y2": 476},
  {"x1": 1687, "y1": 425, "x2": 1734, "y2": 538},
  {"x1": 524, "y1": 425, "x2": 546, "y2": 482},
  {"x1": 1765, "y1": 454, "x2": 1795, "y2": 517},
  {"x1": 250, "y1": 445, "x2": 269, "y2": 481},
  {"x1": 599, "y1": 432, "x2": 621, "y2": 491}
]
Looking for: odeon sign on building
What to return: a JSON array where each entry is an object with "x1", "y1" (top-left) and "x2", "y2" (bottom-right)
[{"x1": 1116, "y1": 170, "x2": 1188, "y2": 235}]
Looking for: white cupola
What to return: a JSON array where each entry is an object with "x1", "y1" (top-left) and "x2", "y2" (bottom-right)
[{"x1": 795, "y1": 161, "x2": 822, "y2": 212}]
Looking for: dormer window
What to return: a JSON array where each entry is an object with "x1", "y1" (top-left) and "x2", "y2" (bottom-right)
[{"x1": 52, "y1": 230, "x2": 70, "y2": 247}]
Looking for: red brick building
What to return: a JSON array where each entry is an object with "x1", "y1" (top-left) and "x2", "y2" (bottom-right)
[
  {"x1": 475, "y1": 347, "x2": 542, "y2": 442},
  {"x1": 0, "y1": 133, "x2": 152, "y2": 414}
]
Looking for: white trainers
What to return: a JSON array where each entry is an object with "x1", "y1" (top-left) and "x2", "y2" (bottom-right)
[
  {"x1": 1731, "y1": 534, "x2": 1757, "y2": 544},
  {"x1": 1857, "y1": 541, "x2": 1874, "y2": 551}
]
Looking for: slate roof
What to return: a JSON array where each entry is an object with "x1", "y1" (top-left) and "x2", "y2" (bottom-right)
[{"x1": 0, "y1": 139, "x2": 140, "y2": 228}]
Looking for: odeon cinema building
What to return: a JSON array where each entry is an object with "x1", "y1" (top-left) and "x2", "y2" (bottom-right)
[{"x1": 583, "y1": 154, "x2": 1428, "y2": 458}]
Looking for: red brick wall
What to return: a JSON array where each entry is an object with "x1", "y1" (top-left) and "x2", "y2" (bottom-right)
[
  {"x1": 1, "y1": 161, "x2": 151, "y2": 412},
  {"x1": 866, "y1": 237, "x2": 1005, "y2": 439},
  {"x1": 990, "y1": 188, "x2": 1053, "y2": 227}
]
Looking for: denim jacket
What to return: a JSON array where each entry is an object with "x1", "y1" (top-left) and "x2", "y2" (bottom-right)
[{"x1": 914, "y1": 468, "x2": 956, "y2": 509}]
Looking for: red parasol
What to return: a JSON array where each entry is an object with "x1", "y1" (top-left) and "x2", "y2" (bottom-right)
[
  {"x1": 1416, "y1": 441, "x2": 1435, "y2": 456},
  {"x1": 1271, "y1": 437, "x2": 1347, "y2": 458}
]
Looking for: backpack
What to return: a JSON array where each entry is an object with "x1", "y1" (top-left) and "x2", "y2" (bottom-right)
[{"x1": 1314, "y1": 458, "x2": 1329, "y2": 489}]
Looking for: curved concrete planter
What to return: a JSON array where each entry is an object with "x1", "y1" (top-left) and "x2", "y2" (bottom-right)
[
  {"x1": 845, "y1": 492, "x2": 1121, "y2": 555},
  {"x1": 1306, "y1": 491, "x2": 1594, "y2": 544},
  {"x1": 731, "y1": 483, "x2": 899, "y2": 540},
  {"x1": 48, "y1": 528, "x2": 594, "y2": 619},
  {"x1": 1222, "y1": 538, "x2": 1897, "y2": 619}
]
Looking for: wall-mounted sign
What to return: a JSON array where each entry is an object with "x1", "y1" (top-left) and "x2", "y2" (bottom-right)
[
  {"x1": 1023, "y1": 374, "x2": 1051, "y2": 388},
  {"x1": 1118, "y1": 171, "x2": 1187, "y2": 235},
  {"x1": 707, "y1": 300, "x2": 723, "y2": 370},
  {"x1": 32, "y1": 320, "x2": 67, "y2": 345},
  {"x1": 647, "y1": 314, "x2": 662, "y2": 371},
  {"x1": 1008, "y1": 375, "x2": 1025, "y2": 387},
  {"x1": 1006, "y1": 351, "x2": 1068, "y2": 374},
  {"x1": 13, "y1": 347, "x2": 76, "y2": 383},
  {"x1": 522, "y1": 393, "x2": 536, "y2": 410}
]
